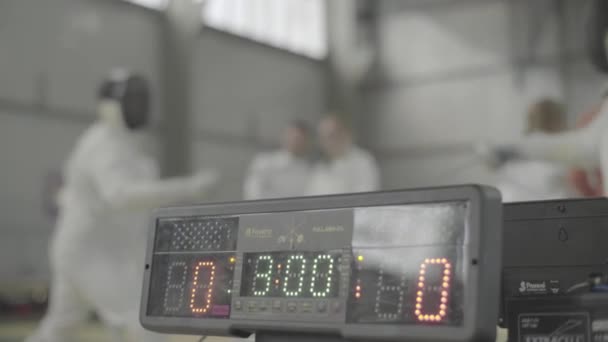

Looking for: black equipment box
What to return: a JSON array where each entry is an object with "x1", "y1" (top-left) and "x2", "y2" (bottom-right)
[{"x1": 502, "y1": 199, "x2": 608, "y2": 342}]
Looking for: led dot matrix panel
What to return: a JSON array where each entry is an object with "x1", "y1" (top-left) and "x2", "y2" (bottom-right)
[{"x1": 141, "y1": 186, "x2": 502, "y2": 342}]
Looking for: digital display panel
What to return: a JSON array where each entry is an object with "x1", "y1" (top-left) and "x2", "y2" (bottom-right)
[
  {"x1": 346, "y1": 204, "x2": 466, "y2": 326},
  {"x1": 347, "y1": 247, "x2": 464, "y2": 325},
  {"x1": 142, "y1": 187, "x2": 502, "y2": 342},
  {"x1": 241, "y1": 251, "x2": 342, "y2": 298},
  {"x1": 146, "y1": 202, "x2": 468, "y2": 324}
]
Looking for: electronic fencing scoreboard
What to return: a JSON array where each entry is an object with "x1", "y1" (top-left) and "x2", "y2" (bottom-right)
[{"x1": 140, "y1": 186, "x2": 503, "y2": 342}]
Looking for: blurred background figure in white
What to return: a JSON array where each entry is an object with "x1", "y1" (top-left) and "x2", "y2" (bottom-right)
[
  {"x1": 26, "y1": 70, "x2": 218, "y2": 342},
  {"x1": 243, "y1": 120, "x2": 313, "y2": 200},
  {"x1": 566, "y1": 92, "x2": 608, "y2": 198},
  {"x1": 307, "y1": 116, "x2": 380, "y2": 195},
  {"x1": 495, "y1": 99, "x2": 575, "y2": 202}
]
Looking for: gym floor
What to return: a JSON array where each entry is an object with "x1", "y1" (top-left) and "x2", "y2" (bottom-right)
[
  {"x1": 0, "y1": 320, "x2": 508, "y2": 342},
  {"x1": 0, "y1": 320, "x2": 241, "y2": 342}
]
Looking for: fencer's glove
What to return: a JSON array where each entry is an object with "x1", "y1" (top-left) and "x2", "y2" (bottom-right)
[{"x1": 475, "y1": 142, "x2": 520, "y2": 169}]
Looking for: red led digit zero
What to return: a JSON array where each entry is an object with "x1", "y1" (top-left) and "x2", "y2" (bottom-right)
[
  {"x1": 415, "y1": 258, "x2": 451, "y2": 322},
  {"x1": 190, "y1": 261, "x2": 216, "y2": 314}
]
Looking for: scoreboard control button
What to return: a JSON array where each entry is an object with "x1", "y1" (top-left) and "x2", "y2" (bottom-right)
[
  {"x1": 317, "y1": 301, "x2": 327, "y2": 313},
  {"x1": 272, "y1": 300, "x2": 282, "y2": 312},
  {"x1": 287, "y1": 301, "x2": 297, "y2": 312},
  {"x1": 331, "y1": 301, "x2": 342, "y2": 313},
  {"x1": 248, "y1": 301, "x2": 257, "y2": 312},
  {"x1": 234, "y1": 300, "x2": 242, "y2": 311},
  {"x1": 300, "y1": 302, "x2": 313, "y2": 313},
  {"x1": 260, "y1": 301, "x2": 269, "y2": 311}
]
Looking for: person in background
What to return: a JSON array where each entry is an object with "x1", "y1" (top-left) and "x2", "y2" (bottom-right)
[
  {"x1": 307, "y1": 115, "x2": 380, "y2": 195},
  {"x1": 567, "y1": 98, "x2": 606, "y2": 197},
  {"x1": 26, "y1": 70, "x2": 219, "y2": 342},
  {"x1": 495, "y1": 99, "x2": 575, "y2": 202},
  {"x1": 243, "y1": 120, "x2": 312, "y2": 199},
  {"x1": 477, "y1": 0, "x2": 608, "y2": 197}
]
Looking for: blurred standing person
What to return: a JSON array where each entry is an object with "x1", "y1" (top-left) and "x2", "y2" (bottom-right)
[
  {"x1": 476, "y1": 0, "x2": 608, "y2": 196},
  {"x1": 26, "y1": 70, "x2": 219, "y2": 342},
  {"x1": 495, "y1": 99, "x2": 574, "y2": 202},
  {"x1": 567, "y1": 100, "x2": 605, "y2": 197},
  {"x1": 307, "y1": 116, "x2": 380, "y2": 195},
  {"x1": 243, "y1": 120, "x2": 312, "y2": 199}
]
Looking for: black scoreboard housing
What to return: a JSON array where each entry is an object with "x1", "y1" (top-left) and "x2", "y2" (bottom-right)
[
  {"x1": 140, "y1": 185, "x2": 502, "y2": 342},
  {"x1": 501, "y1": 198, "x2": 608, "y2": 341}
]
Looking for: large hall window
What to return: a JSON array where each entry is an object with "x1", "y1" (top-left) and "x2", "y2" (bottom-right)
[{"x1": 203, "y1": 0, "x2": 327, "y2": 59}]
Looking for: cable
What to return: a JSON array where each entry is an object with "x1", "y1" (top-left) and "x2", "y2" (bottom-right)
[
  {"x1": 567, "y1": 274, "x2": 608, "y2": 294},
  {"x1": 566, "y1": 282, "x2": 590, "y2": 294},
  {"x1": 198, "y1": 336, "x2": 207, "y2": 342}
]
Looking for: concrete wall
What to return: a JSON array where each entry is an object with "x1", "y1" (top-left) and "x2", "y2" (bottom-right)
[
  {"x1": 364, "y1": 0, "x2": 605, "y2": 191},
  {"x1": 0, "y1": 0, "x2": 325, "y2": 282},
  {"x1": 191, "y1": 31, "x2": 326, "y2": 201}
]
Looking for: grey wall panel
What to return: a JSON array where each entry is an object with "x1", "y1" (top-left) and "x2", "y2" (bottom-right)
[
  {"x1": 0, "y1": 0, "x2": 162, "y2": 119},
  {"x1": 565, "y1": 60, "x2": 608, "y2": 121},
  {"x1": 379, "y1": 152, "x2": 495, "y2": 191},
  {"x1": 0, "y1": 0, "x2": 43, "y2": 103},
  {"x1": 191, "y1": 31, "x2": 326, "y2": 144},
  {"x1": 0, "y1": 111, "x2": 88, "y2": 282},
  {"x1": 44, "y1": 0, "x2": 162, "y2": 117},
  {"x1": 192, "y1": 140, "x2": 264, "y2": 202},
  {"x1": 378, "y1": 1, "x2": 510, "y2": 81}
]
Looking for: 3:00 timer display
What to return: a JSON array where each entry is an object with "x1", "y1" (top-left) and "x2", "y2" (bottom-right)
[{"x1": 241, "y1": 252, "x2": 342, "y2": 298}]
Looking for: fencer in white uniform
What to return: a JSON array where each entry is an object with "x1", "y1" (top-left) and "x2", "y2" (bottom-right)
[
  {"x1": 496, "y1": 160, "x2": 572, "y2": 202},
  {"x1": 481, "y1": 106, "x2": 608, "y2": 195},
  {"x1": 479, "y1": 0, "x2": 608, "y2": 196},
  {"x1": 26, "y1": 71, "x2": 219, "y2": 342},
  {"x1": 307, "y1": 116, "x2": 380, "y2": 195},
  {"x1": 243, "y1": 121, "x2": 312, "y2": 199}
]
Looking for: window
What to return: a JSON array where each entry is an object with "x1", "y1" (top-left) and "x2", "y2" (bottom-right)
[
  {"x1": 203, "y1": 0, "x2": 328, "y2": 59},
  {"x1": 122, "y1": 0, "x2": 328, "y2": 60}
]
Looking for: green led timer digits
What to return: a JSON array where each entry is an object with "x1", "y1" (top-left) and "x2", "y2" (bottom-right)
[
  {"x1": 252, "y1": 255, "x2": 274, "y2": 296},
  {"x1": 250, "y1": 253, "x2": 336, "y2": 297}
]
